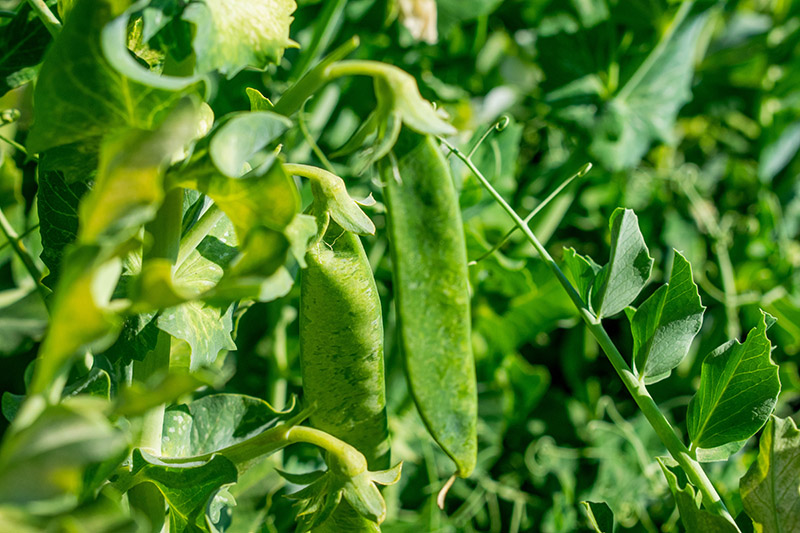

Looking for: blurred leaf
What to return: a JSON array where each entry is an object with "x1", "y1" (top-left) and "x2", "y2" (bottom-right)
[
  {"x1": 78, "y1": 98, "x2": 201, "y2": 245},
  {"x1": 0, "y1": 399, "x2": 127, "y2": 506},
  {"x1": 688, "y1": 312, "x2": 780, "y2": 451},
  {"x1": 590, "y1": 11, "x2": 710, "y2": 170},
  {"x1": 740, "y1": 416, "x2": 800, "y2": 532},
  {"x1": 27, "y1": 0, "x2": 199, "y2": 152},
  {"x1": 658, "y1": 460, "x2": 739, "y2": 532},
  {"x1": 631, "y1": 251, "x2": 704, "y2": 384},
  {"x1": 182, "y1": 0, "x2": 297, "y2": 78},
  {"x1": 592, "y1": 208, "x2": 653, "y2": 318},
  {"x1": 208, "y1": 112, "x2": 291, "y2": 178},
  {"x1": 759, "y1": 120, "x2": 800, "y2": 183},
  {"x1": 0, "y1": 5, "x2": 51, "y2": 97},
  {"x1": 0, "y1": 288, "x2": 48, "y2": 356}
]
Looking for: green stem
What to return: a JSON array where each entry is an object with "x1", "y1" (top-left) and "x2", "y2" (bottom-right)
[
  {"x1": 152, "y1": 423, "x2": 368, "y2": 478},
  {"x1": 132, "y1": 332, "x2": 171, "y2": 455},
  {"x1": 289, "y1": 0, "x2": 348, "y2": 80},
  {"x1": 442, "y1": 139, "x2": 740, "y2": 530},
  {"x1": 176, "y1": 203, "x2": 223, "y2": 268},
  {"x1": 0, "y1": 133, "x2": 35, "y2": 159},
  {"x1": 26, "y1": 0, "x2": 61, "y2": 38},
  {"x1": 0, "y1": 206, "x2": 50, "y2": 304}
]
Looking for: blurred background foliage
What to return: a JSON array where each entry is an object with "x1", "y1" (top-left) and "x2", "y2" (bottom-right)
[{"x1": 1, "y1": 0, "x2": 799, "y2": 531}]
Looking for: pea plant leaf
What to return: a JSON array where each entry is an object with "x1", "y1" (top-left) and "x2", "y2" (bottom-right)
[
  {"x1": 658, "y1": 460, "x2": 739, "y2": 533},
  {"x1": 589, "y1": 11, "x2": 710, "y2": 170},
  {"x1": 563, "y1": 247, "x2": 602, "y2": 305},
  {"x1": 687, "y1": 311, "x2": 781, "y2": 451},
  {"x1": 127, "y1": 450, "x2": 238, "y2": 533},
  {"x1": 27, "y1": 0, "x2": 199, "y2": 153},
  {"x1": 0, "y1": 288, "x2": 48, "y2": 357},
  {"x1": 592, "y1": 208, "x2": 653, "y2": 318},
  {"x1": 739, "y1": 416, "x2": 800, "y2": 532},
  {"x1": 0, "y1": 4, "x2": 51, "y2": 97},
  {"x1": 37, "y1": 170, "x2": 89, "y2": 289},
  {"x1": 182, "y1": 0, "x2": 298, "y2": 78},
  {"x1": 162, "y1": 394, "x2": 298, "y2": 457},
  {"x1": 157, "y1": 302, "x2": 236, "y2": 372},
  {"x1": 0, "y1": 400, "x2": 127, "y2": 506},
  {"x1": 581, "y1": 501, "x2": 616, "y2": 533},
  {"x1": 631, "y1": 251, "x2": 704, "y2": 384},
  {"x1": 78, "y1": 98, "x2": 201, "y2": 246}
]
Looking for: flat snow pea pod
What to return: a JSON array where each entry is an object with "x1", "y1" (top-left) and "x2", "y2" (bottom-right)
[
  {"x1": 380, "y1": 130, "x2": 477, "y2": 477},
  {"x1": 300, "y1": 220, "x2": 390, "y2": 472}
]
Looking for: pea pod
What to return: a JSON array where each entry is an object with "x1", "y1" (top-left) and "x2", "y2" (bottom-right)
[
  {"x1": 380, "y1": 131, "x2": 477, "y2": 477},
  {"x1": 300, "y1": 221, "x2": 390, "y2": 471}
]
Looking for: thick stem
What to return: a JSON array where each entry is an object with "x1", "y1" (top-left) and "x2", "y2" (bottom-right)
[
  {"x1": 26, "y1": 0, "x2": 61, "y2": 38},
  {"x1": 443, "y1": 139, "x2": 740, "y2": 530}
]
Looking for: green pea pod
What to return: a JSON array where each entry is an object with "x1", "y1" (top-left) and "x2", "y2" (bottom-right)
[
  {"x1": 300, "y1": 221, "x2": 390, "y2": 471},
  {"x1": 380, "y1": 131, "x2": 477, "y2": 477}
]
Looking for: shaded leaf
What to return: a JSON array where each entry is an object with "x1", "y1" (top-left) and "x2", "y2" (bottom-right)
[
  {"x1": 563, "y1": 247, "x2": 602, "y2": 305},
  {"x1": 631, "y1": 251, "x2": 704, "y2": 383},
  {"x1": 0, "y1": 5, "x2": 51, "y2": 97},
  {"x1": 0, "y1": 288, "x2": 48, "y2": 356},
  {"x1": 688, "y1": 311, "x2": 780, "y2": 450},
  {"x1": 740, "y1": 416, "x2": 800, "y2": 532},
  {"x1": 37, "y1": 170, "x2": 89, "y2": 290},
  {"x1": 581, "y1": 501, "x2": 615, "y2": 533},
  {"x1": 592, "y1": 208, "x2": 653, "y2": 318}
]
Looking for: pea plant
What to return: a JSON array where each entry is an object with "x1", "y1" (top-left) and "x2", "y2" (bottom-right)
[{"x1": 0, "y1": 0, "x2": 798, "y2": 532}]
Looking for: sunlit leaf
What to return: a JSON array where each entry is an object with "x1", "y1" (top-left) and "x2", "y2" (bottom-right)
[
  {"x1": 658, "y1": 460, "x2": 739, "y2": 532},
  {"x1": 688, "y1": 312, "x2": 780, "y2": 450}
]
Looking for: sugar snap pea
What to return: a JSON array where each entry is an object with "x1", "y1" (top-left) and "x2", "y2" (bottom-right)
[
  {"x1": 300, "y1": 220, "x2": 390, "y2": 471},
  {"x1": 380, "y1": 130, "x2": 477, "y2": 477}
]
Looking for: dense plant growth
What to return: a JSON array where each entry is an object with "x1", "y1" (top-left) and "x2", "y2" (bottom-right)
[{"x1": 0, "y1": 0, "x2": 799, "y2": 532}]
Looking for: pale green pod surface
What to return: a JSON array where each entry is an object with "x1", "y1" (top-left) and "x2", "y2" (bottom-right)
[
  {"x1": 300, "y1": 221, "x2": 390, "y2": 471},
  {"x1": 381, "y1": 130, "x2": 477, "y2": 477}
]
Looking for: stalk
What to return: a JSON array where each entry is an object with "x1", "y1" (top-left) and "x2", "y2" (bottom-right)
[
  {"x1": 0, "y1": 206, "x2": 50, "y2": 304},
  {"x1": 26, "y1": 0, "x2": 61, "y2": 38},
  {"x1": 441, "y1": 139, "x2": 740, "y2": 530}
]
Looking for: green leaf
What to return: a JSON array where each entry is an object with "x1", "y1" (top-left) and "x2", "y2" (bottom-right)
[
  {"x1": 589, "y1": 11, "x2": 710, "y2": 170},
  {"x1": 562, "y1": 247, "x2": 602, "y2": 305},
  {"x1": 208, "y1": 112, "x2": 292, "y2": 178},
  {"x1": 0, "y1": 399, "x2": 127, "y2": 506},
  {"x1": 115, "y1": 371, "x2": 212, "y2": 417},
  {"x1": 157, "y1": 302, "x2": 236, "y2": 371},
  {"x1": 0, "y1": 288, "x2": 48, "y2": 356},
  {"x1": 162, "y1": 394, "x2": 298, "y2": 457},
  {"x1": 78, "y1": 98, "x2": 202, "y2": 245},
  {"x1": 658, "y1": 459, "x2": 739, "y2": 532},
  {"x1": 592, "y1": 208, "x2": 653, "y2": 318},
  {"x1": 129, "y1": 450, "x2": 238, "y2": 533},
  {"x1": 740, "y1": 416, "x2": 800, "y2": 532},
  {"x1": 38, "y1": 139, "x2": 101, "y2": 184},
  {"x1": 0, "y1": 5, "x2": 51, "y2": 97},
  {"x1": 27, "y1": 0, "x2": 199, "y2": 153},
  {"x1": 688, "y1": 311, "x2": 780, "y2": 450},
  {"x1": 29, "y1": 247, "x2": 123, "y2": 396},
  {"x1": 37, "y1": 170, "x2": 89, "y2": 290},
  {"x1": 631, "y1": 251, "x2": 704, "y2": 383},
  {"x1": 694, "y1": 440, "x2": 747, "y2": 463},
  {"x1": 182, "y1": 0, "x2": 298, "y2": 78},
  {"x1": 581, "y1": 501, "x2": 615, "y2": 533},
  {"x1": 246, "y1": 87, "x2": 273, "y2": 111}
]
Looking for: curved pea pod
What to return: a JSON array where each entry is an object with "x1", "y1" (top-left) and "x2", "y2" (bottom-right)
[
  {"x1": 380, "y1": 130, "x2": 477, "y2": 477},
  {"x1": 300, "y1": 221, "x2": 390, "y2": 471}
]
